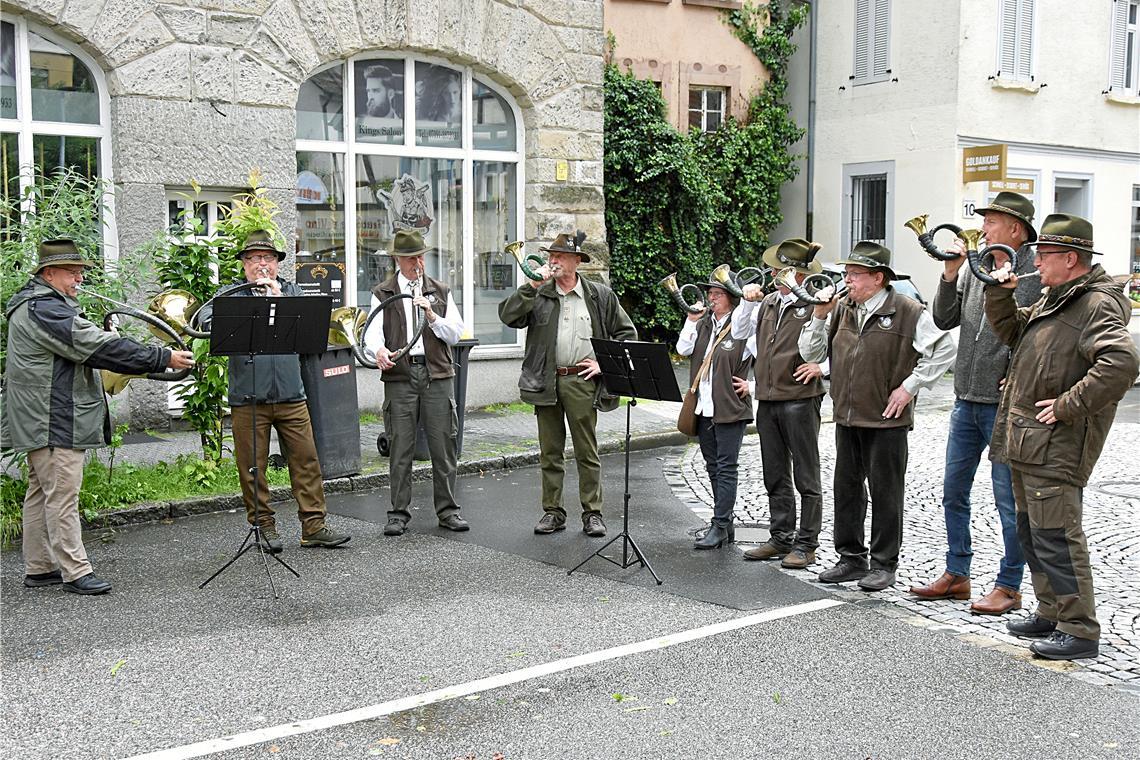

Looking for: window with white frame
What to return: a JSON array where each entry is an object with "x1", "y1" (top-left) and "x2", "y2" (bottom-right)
[
  {"x1": 842, "y1": 161, "x2": 894, "y2": 253},
  {"x1": 295, "y1": 57, "x2": 524, "y2": 349},
  {"x1": 853, "y1": 0, "x2": 890, "y2": 85},
  {"x1": 1131, "y1": 185, "x2": 1140, "y2": 273},
  {"x1": 0, "y1": 16, "x2": 115, "y2": 253},
  {"x1": 997, "y1": 0, "x2": 1035, "y2": 81},
  {"x1": 1109, "y1": 0, "x2": 1140, "y2": 93},
  {"x1": 687, "y1": 86, "x2": 726, "y2": 132}
]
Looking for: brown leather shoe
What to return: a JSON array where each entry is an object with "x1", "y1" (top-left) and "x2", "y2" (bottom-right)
[
  {"x1": 908, "y1": 571, "x2": 970, "y2": 600},
  {"x1": 742, "y1": 541, "x2": 791, "y2": 561},
  {"x1": 970, "y1": 586, "x2": 1022, "y2": 616}
]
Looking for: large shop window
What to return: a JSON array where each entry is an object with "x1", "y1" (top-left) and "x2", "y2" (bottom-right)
[
  {"x1": 295, "y1": 57, "x2": 524, "y2": 350},
  {"x1": 0, "y1": 17, "x2": 113, "y2": 250}
]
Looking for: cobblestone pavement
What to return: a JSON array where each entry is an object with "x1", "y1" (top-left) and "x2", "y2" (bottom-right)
[{"x1": 670, "y1": 391, "x2": 1140, "y2": 691}]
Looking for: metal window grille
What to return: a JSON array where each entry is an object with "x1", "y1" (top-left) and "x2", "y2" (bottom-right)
[{"x1": 850, "y1": 174, "x2": 887, "y2": 245}]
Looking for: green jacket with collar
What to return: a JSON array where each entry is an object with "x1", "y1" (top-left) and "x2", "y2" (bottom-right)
[{"x1": 498, "y1": 274, "x2": 637, "y2": 410}]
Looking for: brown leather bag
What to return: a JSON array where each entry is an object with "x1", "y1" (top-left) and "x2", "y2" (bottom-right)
[{"x1": 677, "y1": 321, "x2": 732, "y2": 437}]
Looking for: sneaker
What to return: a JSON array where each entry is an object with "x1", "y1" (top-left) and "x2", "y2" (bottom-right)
[
  {"x1": 24, "y1": 570, "x2": 63, "y2": 588},
  {"x1": 62, "y1": 573, "x2": 112, "y2": 595},
  {"x1": 300, "y1": 526, "x2": 351, "y2": 548},
  {"x1": 583, "y1": 512, "x2": 607, "y2": 537},
  {"x1": 260, "y1": 525, "x2": 283, "y2": 554},
  {"x1": 534, "y1": 513, "x2": 566, "y2": 534},
  {"x1": 780, "y1": 549, "x2": 816, "y2": 569}
]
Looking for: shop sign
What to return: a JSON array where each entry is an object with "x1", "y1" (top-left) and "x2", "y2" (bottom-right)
[{"x1": 962, "y1": 144, "x2": 1006, "y2": 183}]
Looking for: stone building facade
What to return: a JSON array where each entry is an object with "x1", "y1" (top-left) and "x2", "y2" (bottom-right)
[{"x1": 1, "y1": 0, "x2": 607, "y2": 429}]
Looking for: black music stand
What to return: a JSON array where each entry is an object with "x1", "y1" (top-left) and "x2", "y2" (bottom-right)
[
  {"x1": 199, "y1": 294, "x2": 332, "y2": 598},
  {"x1": 568, "y1": 339, "x2": 681, "y2": 585}
]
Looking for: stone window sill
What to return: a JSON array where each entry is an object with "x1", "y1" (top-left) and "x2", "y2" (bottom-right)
[
  {"x1": 682, "y1": 0, "x2": 742, "y2": 8},
  {"x1": 1104, "y1": 91, "x2": 1140, "y2": 106},
  {"x1": 990, "y1": 77, "x2": 1040, "y2": 94}
]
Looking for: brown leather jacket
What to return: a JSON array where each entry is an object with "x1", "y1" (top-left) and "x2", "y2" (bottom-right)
[{"x1": 985, "y1": 265, "x2": 1139, "y2": 485}]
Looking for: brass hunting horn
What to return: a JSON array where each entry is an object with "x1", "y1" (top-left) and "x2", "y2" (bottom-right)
[
  {"x1": 327, "y1": 306, "x2": 370, "y2": 366},
  {"x1": 709, "y1": 264, "x2": 771, "y2": 298},
  {"x1": 773, "y1": 267, "x2": 847, "y2": 305},
  {"x1": 505, "y1": 240, "x2": 548, "y2": 282},
  {"x1": 904, "y1": 215, "x2": 963, "y2": 262},
  {"x1": 353, "y1": 291, "x2": 428, "y2": 369},
  {"x1": 955, "y1": 229, "x2": 1019, "y2": 286},
  {"x1": 659, "y1": 273, "x2": 705, "y2": 314}
]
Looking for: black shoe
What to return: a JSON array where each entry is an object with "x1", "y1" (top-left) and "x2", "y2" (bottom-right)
[
  {"x1": 438, "y1": 513, "x2": 470, "y2": 531},
  {"x1": 1030, "y1": 631, "x2": 1099, "y2": 661},
  {"x1": 1006, "y1": 613, "x2": 1057, "y2": 638},
  {"x1": 583, "y1": 512, "x2": 607, "y2": 537},
  {"x1": 817, "y1": 560, "x2": 869, "y2": 584},
  {"x1": 62, "y1": 573, "x2": 112, "y2": 595},
  {"x1": 857, "y1": 569, "x2": 896, "y2": 592},
  {"x1": 694, "y1": 523, "x2": 734, "y2": 550},
  {"x1": 534, "y1": 513, "x2": 566, "y2": 534},
  {"x1": 24, "y1": 570, "x2": 63, "y2": 588},
  {"x1": 260, "y1": 525, "x2": 283, "y2": 554},
  {"x1": 384, "y1": 518, "x2": 407, "y2": 536}
]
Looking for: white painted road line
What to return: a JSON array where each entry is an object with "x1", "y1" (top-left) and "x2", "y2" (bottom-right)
[{"x1": 125, "y1": 598, "x2": 843, "y2": 760}]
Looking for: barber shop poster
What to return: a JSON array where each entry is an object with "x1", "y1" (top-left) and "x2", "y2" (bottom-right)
[{"x1": 355, "y1": 59, "x2": 404, "y2": 145}]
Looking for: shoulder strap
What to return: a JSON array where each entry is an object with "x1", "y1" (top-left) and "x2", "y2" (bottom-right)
[{"x1": 689, "y1": 320, "x2": 734, "y2": 393}]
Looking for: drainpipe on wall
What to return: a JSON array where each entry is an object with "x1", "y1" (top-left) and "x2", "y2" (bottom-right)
[{"x1": 805, "y1": 0, "x2": 817, "y2": 240}]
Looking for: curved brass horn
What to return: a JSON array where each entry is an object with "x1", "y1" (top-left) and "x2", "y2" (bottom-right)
[
  {"x1": 659, "y1": 273, "x2": 705, "y2": 314},
  {"x1": 78, "y1": 286, "x2": 194, "y2": 394},
  {"x1": 505, "y1": 240, "x2": 549, "y2": 282},
  {"x1": 354, "y1": 292, "x2": 429, "y2": 370},
  {"x1": 148, "y1": 289, "x2": 207, "y2": 340},
  {"x1": 905, "y1": 214, "x2": 963, "y2": 261},
  {"x1": 773, "y1": 267, "x2": 846, "y2": 305},
  {"x1": 710, "y1": 264, "x2": 772, "y2": 298},
  {"x1": 328, "y1": 306, "x2": 370, "y2": 366},
  {"x1": 956, "y1": 229, "x2": 1019, "y2": 286}
]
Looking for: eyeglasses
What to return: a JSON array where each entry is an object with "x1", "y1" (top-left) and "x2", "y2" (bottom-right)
[
  {"x1": 50, "y1": 266, "x2": 86, "y2": 278},
  {"x1": 844, "y1": 270, "x2": 872, "y2": 280},
  {"x1": 243, "y1": 253, "x2": 278, "y2": 263}
]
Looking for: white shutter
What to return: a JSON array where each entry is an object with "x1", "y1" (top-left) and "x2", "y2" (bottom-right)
[
  {"x1": 1015, "y1": 0, "x2": 1034, "y2": 80},
  {"x1": 872, "y1": 0, "x2": 890, "y2": 78},
  {"x1": 1109, "y1": 0, "x2": 1130, "y2": 89},
  {"x1": 854, "y1": 0, "x2": 871, "y2": 82},
  {"x1": 998, "y1": 0, "x2": 1033, "y2": 80}
]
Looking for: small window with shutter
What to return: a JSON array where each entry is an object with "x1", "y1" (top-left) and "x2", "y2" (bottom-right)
[
  {"x1": 997, "y1": 0, "x2": 1035, "y2": 81},
  {"x1": 853, "y1": 0, "x2": 890, "y2": 85},
  {"x1": 1109, "y1": 0, "x2": 1140, "y2": 93}
]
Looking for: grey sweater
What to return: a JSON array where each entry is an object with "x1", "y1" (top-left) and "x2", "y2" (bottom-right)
[{"x1": 931, "y1": 244, "x2": 1041, "y2": 404}]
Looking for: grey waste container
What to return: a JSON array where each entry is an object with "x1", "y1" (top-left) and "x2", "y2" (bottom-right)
[
  {"x1": 296, "y1": 348, "x2": 362, "y2": 479},
  {"x1": 381, "y1": 338, "x2": 480, "y2": 460}
]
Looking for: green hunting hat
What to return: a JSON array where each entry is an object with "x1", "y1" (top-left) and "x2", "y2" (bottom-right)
[
  {"x1": 975, "y1": 191, "x2": 1037, "y2": 242},
  {"x1": 239, "y1": 229, "x2": 285, "y2": 260},
  {"x1": 388, "y1": 229, "x2": 430, "y2": 257},
  {"x1": 540, "y1": 231, "x2": 590, "y2": 263},
  {"x1": 835, "y1": 240, "x2": 910, "y2": 281},
  {"x1": 1025, "y1": 213, "x2": 1100, "y2": 255},
  {"x1": 762, "y1": 238, "x2": 824, "y2": 275},
  {"x1": 35, "y1": 238, "x2": 96, "y2": 273}
]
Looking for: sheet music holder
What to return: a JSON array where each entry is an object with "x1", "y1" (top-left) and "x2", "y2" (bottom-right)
[
  {"x1": 199, "y1": 293, "x2": 332, "y2": 598},
  {"x1": 568, "y1": 338, "x2": 681, "y2": 585}
]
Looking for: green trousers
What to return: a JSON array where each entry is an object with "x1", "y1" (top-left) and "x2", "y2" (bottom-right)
[
  {"x1": 231, "y1": 401, "x2": 328, "y2": 535},
  {"x1": 383, "y1": 365, "x2": 459, "y2": 523},
  {"x1": 1011, "y1": 468, "x2": 1099, "y2": 640},
  {"x1": 535, "y1": 374, "x2": 602, "y2": 519}
]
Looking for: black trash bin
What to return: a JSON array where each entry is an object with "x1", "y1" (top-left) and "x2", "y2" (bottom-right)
[
  {"x1": 297, "y1": 348, "x2": 362, "y2": 479},
  {"x1": 385, "y1": 338, "x2": 480, "y2": 460}
]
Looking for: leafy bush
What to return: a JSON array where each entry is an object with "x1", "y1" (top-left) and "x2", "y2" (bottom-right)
[{"x1": 604, "y1": 1, "x2": 808, "y2": 343}]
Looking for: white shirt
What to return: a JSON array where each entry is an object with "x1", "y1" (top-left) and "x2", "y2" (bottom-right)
[
  {"x1": 797, "y1": 287, "x2": 956, "y2": 395},
  {"x1": 676, "y1": 312, "x2": 755, "y2": 418},
  {"x1": 362, "y1": 273, "x2": 464, "y2": 361}
]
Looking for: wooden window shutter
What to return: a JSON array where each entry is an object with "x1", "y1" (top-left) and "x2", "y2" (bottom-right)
[
  {"x1": 854, "y1": 0, "x2": 871, "y2": 82},
  {"x1": 1109, "y1": 0, "x2": 1130, "y2": 89},
  {"x1": 872, "y1": 0, "x2": 890, "y2": 77},
  {"x1": 999, "y1": 0, "x2": 1034, "y2": 80}
]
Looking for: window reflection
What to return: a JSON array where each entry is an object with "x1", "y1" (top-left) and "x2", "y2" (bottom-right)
[
  {"x1": 32, "y1": 134, "x2": 99, "y2": 179},
  {"x1": 296, "y1": 151, "x2": 346, "y2": 306},
  {"x1": 355, "y1": 155, "x2": 463, "y2": 312},
  {"x1": 473, "y1": 79, "x2": 515, "y2": 151},
  {"x1": 473, "y1": 161, "x2": 517, "y2": 345},
  {"x1": 1, "y1": 22, "x2": 16, "y2": 119},
  {"x1": 415, "y1": 62, "x2": 461, "y2": 148},
  {"x1": 296, "y1": 65, "x2": 344, "y2": 142},
  {"x1": 2, "y1": 132, "x2": 18, "y2": 240},
  {"x1": 28, "y1": 31, "x2": 98, "y2": 124}
]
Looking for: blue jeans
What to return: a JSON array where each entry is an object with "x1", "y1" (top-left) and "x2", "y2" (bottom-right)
[
  {"x1": 696, "y1": 416, "x2": 746, "y2": 528},
  {"x1": 943, "y1": 399, "x2": 1024, "y2": 590}
]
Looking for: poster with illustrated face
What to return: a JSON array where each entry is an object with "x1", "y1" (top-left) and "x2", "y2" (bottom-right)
[
  {"x1": 374, "y1": 173, "x2": 435, "y2": 237},
  {"x1": 354, "y1": 59, "x2": 404, "y2": 145},
  {"x1": 415, "y1": 63, "x2": 461, "y2": 148}
]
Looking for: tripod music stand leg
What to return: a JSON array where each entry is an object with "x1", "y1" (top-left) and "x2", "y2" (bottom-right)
[
  {"x1": 621, "y1": 533, "x2": 662, "y2": 585},
  {"x1": 568, "y1": 533, "x2": 624, "y2": 576}
]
